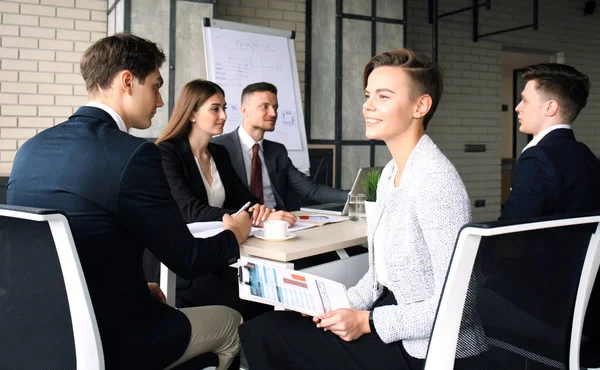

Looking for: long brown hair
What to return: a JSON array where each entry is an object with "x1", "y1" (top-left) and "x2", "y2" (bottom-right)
[{"x1": 156, "y1": 79, "x2": 225, "y2": 144}]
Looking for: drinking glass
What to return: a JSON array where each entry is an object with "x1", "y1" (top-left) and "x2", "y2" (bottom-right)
[{"x1": 349, "y1": 194, "x2": 367, "y2": 222}]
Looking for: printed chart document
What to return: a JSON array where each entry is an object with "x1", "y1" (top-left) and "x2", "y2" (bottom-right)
[{"x1": 237, "y1": 256, "x2": 350, "y2": 316}]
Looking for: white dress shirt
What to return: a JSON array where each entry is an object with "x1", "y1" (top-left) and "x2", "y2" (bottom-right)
[
  {"x1": 237, "y1": 126, "x2": 276, "y2": 209},
  {"x1": 194, "y1": 156, "x2": 225, "y2": 208},
  {"x1": 521, "y1": 124, "x2": 572, "y2": 153},
  {"x1": 86, "y1": 102, "x2": 128, "y2": 133}
]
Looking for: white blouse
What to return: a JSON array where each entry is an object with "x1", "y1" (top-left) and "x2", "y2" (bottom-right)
[
  {"x1": 194, "y1": 156, "x2": 225, "y2": 208},
  {"x1": 373, "y1": 166, "x2": 396, "y2": 288}
]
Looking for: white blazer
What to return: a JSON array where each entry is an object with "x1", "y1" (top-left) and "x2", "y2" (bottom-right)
[{"x1": 347, "y1": 134, "x2": 486, "y2": 359}]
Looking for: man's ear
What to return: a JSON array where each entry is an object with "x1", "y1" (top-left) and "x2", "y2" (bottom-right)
[
  {"x1": 545, "y1": 99, "x2": 559, "y2": 117},
  {"x1": 240, "y1": 103, "x2": 247, "y2": 117},
  {"x1": 118, "y1": 70, "x2": 134, "y2": 94},
  {"x1": 413, "y1": 94, "x2": 432, "y2": 119}
]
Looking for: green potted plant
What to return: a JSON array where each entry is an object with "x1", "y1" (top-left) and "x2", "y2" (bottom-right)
[{"x1": 361, "y1": 168, "x2": 382, "y2": 226}]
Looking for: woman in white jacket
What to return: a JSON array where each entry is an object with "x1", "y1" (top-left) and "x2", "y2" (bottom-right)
[{"x1": 238, "y1": 48, "x2": 481, "y2": 370}]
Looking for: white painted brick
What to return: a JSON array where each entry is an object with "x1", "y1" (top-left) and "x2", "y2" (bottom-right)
[
  {"x1": 20, "y1": 49, "x2": 55, "y2": 61},
  {"x1": 54, "y1": 117, "x2": 69, "y2": 125},
  {"x1": 0, "y1": 71, "x2": 18, "y2": 82},
  {"x1": 57, "y1": 7, "x2": 90, "y2": 20},
  {"x1": 1, "y1": 36, "x2": 38, "y2": 49},
  {"x1": 1, "y1": 128, "x2": 38, "y2": 139},
  {"x1": 73, "y1": 63, "x2": 80, "y2": 73},
  {"x1": 0, "y1": 47, "x2": 19, "y2": 59},
  {"x1": 15, "y1": 0, "x2": 40, "y2": 4},
  {"x1": 0, "y1": 117, "x2": 18, "y2": 127},
  {"x1": 0, "y1": 140, "x2": 17, "y2": 150},
  {"x1": 19, "y1": 94, "x2": 54, "y2": 105},
  {"x1": 270, "y1": 1, "x2": 296, "y2": 11},
  {"x1": 55, "y1": 51, "x2": 82, "y2": 62},
  {"x1": 0, "y1": 2, "x2": 20, "y2": 14},
  {"x1": 55, "y1": 95, "x2": 86, "y2": 106},
  {"x1": 2, "y1": 105, "x2": 36, "y2": 116},
  {"x1": 241, "y1": 0, "x2": 268, "y2": 6},
  {"x1": 19, "y1": 71, "x2": 54, "y2": 83},
  {"x1": 2, "y1": 60, "x2": 38, "y2": 71},
  {"x1": 39, "y1": 83, "x2": 72, "y2": 95},
  {"x1": 57, "y1": 29, "x2": 90, "y2": 41},
  {"x1": 73, "y1": 85, "x2": 87, "y2": 95},
  {"x1": 20, "y1": 4, "x2": 56, "y2": 17},
  {"x1": 17, "y1": 139, "x2": 29, "y2": 148},
  {"x1": 41, "y1": 0, "x2": 75, "y2": 7},
  {"x1": 0, "y1": 25, "x2": 20, "y2": 36},
  {"x1": 1, "y1": 151, "x2": 17, "y2": 162},
  {"x1": 90, "y1": 31, "x2": 105, "y2": 42},
  {"x1": 18, "y1": 117, "x2": 55, "y2": 127},
  {"x1": 74, "y1": 41, "x2": 91, "y2": 51},
  {"x1": 39, "y1": 61, "x2": 73, "y2": 73},
  {"x1": 39, "y1": 38, "x2": 74, "y2": 51},
  {"x1": 55, "y1": 73, "x2": 84, "y2": 84},
  {"x1": 40, "y1": 16, "x2": 74, "y2": 29},
  {"x1": 283, "y1": 11, "x2": 303, "y2": 22},
  {"x1": 90, "y1": 10, "x2": 105, "y2": 21},
  {"x1": 0, "y1": 163, "x2": 14, "y2": 176},
  {"x1": 0, "y1": 93, "x2": 18, "y2": 105},
  {"x1": 75, "y1": 19, "x2": 105, "y2": 32},
  {"x1": 1, "y1": 82, "x2": 37, "y2": 94},
  {"x1": 2, "y1": 13, "x2": 39, "y2": 27},
  {"x1": 75, "y1": 0, "x2": 106, "y2": 11},
  {"x1": 39, "y1": 106, "x2": 73, "y2": 117},
  {"x1": 20, "y1": 26, "x2": 57, "y2": 39}
]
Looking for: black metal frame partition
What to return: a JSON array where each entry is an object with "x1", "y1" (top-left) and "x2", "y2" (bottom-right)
[{"x1": 305, "y1": 0, "x2": 407, "y2": 188}]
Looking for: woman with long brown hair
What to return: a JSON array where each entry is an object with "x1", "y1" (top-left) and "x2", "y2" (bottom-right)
[{"x1": 155, "y1": 79, "x2": 296, "y2": 318}]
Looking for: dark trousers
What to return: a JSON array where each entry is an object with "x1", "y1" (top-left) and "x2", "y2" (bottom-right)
[{"x1": 239, "y1": 289, "x2": 424, "y2": 370}]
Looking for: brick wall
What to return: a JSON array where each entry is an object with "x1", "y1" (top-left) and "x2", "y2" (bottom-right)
[{"x1": 0, "y1": 0, "x2": 107, "y2": 175}]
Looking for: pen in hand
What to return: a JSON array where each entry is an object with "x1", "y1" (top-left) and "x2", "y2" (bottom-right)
[{"x1": 233, "y1": 201, "x2": 252, "y2": 217}]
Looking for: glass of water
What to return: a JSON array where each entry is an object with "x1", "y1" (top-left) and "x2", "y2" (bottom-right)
[{"x1": 349, "y1": 194, "x2": 367, "y2": 222}]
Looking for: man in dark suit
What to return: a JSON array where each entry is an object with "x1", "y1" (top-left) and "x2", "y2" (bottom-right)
[
  {"x1": 498, "y1": 63, "x2": 600, "y2": 349},
  {"x1": 500, "y1": 63, "x2": 600, "y2": 220},
  {"x1": 212, "y1": 82, "x2": 348, "y2": 211},
  {"x1": 7, "y1": 33, "x2": 250, "y2": 370}
]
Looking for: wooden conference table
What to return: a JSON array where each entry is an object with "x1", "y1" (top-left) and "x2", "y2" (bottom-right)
[{"x1": 161, "y1": 212, "x2": 369, "y2": 306}]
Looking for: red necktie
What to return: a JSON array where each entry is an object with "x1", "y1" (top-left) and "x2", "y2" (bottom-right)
[{"x1": 250, "y1": 143, "x2": 264, "y2": 203}]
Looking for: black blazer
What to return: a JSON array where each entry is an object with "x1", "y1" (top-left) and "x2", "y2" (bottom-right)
[
  {"x1": 158, "y1": 136, "x2": 259, "y2": 222},
  {"x1": 7, "y1": 107, "x2": 239, "y2": 370},
  {"x1": 500, "y1": 128, "x2": 600, "y2": 220},
  {"x1": 212, "y1": 129, "x2": 348, "y2": 211}
]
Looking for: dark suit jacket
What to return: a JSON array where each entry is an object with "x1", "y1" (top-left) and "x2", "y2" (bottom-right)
[
  {"x1": 6, "y1": 107, "x2": 239, "y2": 370},
  {"x1": 158, "y1": 136, "x2": 259, "y2": 223},
  {"x1": 212, "y1": 128, "x2": 348, "y2": 211},
  {"x1": 500, "y1": 128, "x2": 600, "y2": 220}
]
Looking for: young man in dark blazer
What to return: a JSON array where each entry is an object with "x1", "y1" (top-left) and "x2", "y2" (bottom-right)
[
  {"x1": 7, "y1": 33, "x2": 250, "y2": 370},
  {"x1": 500, "y1": 63, "x2": 600, "y2": 220},
  {"x1": 212, "y1": 82, "x2": 348, "y2": 211}
]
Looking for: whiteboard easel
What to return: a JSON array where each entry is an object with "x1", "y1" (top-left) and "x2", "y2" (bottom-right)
[{"x1": 203, "y1": 18, "x2": 310, "y2": 172}]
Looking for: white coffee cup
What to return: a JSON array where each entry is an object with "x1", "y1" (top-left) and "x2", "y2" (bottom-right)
[{"x1": 263, "y1": 220, "x2": 288, "y2": 239}]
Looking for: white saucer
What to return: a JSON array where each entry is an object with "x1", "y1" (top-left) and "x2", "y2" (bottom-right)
[{"x1": 254, "y1": 231, "x2": 296, "y2": 241}]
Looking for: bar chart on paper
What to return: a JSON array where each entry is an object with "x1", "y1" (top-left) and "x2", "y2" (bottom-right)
[
  {"x1": 238, "y1": 257, "x2": 351, "y2": 316},
  {"x1": 249, "y1": 263, "x2": 316, "y2": 312}
]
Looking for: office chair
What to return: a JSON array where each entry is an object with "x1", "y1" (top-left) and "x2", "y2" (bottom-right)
[
  {"x1": 0, "y1": 205, "x2": 104, "y2": 369},
  {"x1": 424, "y1": 213, "x2": 600, "y2": 370}
]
